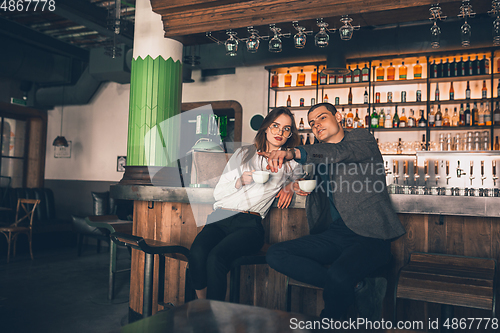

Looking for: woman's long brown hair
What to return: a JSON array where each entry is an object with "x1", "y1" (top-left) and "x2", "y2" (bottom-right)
[{"x1": 239, "y1": 107, "x2": 300, "y2": 169}]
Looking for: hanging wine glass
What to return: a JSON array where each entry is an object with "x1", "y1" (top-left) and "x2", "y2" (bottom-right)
[
  {"x1": 246, "y1": 28, "x2": 260, "y2": 53},
  {"x1": 430, "y1": 22, "x2": 441, "y2": 48},
  {"x1": 315, "y1": 21, "x2": 329, "y2": 48},
  {"x1": 269, "y1": 26, "x2": 282, "y2": 53},
  {"x1": 225, "y1": 30, "x2": 238, "y2": 56},
  {"x1": 293, "y1": 26, "x2": 307, "y2": 49},
  {"x1": 493, "y1": 17, "x2": 500, "y2": 46},
  {"x1": 461, "y1": 21, "x2": 471, "y2": 47}
]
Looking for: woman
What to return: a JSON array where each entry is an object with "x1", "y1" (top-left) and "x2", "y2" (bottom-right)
[{"x1": 189, "y1": 107, "x2": 303, "y2": 301}]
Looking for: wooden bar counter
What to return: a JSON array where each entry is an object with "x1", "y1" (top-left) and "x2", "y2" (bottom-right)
[{"x1": 111, "y1": 184, "x2": 500, "y2": 324}]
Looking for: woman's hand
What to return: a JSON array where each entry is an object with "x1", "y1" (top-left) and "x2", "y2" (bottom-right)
[
  {"x1": 293, "y1": 179, "x2": 311, "y2": 196},
  {"x1": 235, "y1": 170, "x2": 255, "y2": 189},
  {"x1": 276, "y1": 182, "x2": 294, "y2": 209},
  {"x1": 258, "y1": 150, "x2": 294, "y2": 173}
]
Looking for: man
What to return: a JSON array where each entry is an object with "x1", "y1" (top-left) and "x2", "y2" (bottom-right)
[{"x1": 259, "y1": 103, "x2": 405, "y2": 319}]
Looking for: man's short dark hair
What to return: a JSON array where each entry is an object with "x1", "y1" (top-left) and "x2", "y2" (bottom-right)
[{"x1": 308, "y1": 103, "x2": 337, "y2": 116}]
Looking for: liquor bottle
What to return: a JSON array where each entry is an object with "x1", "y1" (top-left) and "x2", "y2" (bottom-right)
[
  {"x1": 345, "y1": 66, "x2": 352, "y2": 83},
  {"x1": 494, "y1": 101, "x2": 500, "y2": 125},
  {"x1": 329, "y1": 74, "x2": 336, "y2": 85},
  {"x1": 459, "y1": 57, "x2": 465, "y2": 76},
  {"x1": 431, "y1": 60, "x2": 438, "y2": 78},
  {"x1": 378, "y1": 108, "x2": 386, "y2": 128},
  {"x1": 353, "y1": 65, "x2": 361, "y2": 83},
  {"x1": 399, "y1": 108, "x2": 407, "y2": 127},
  {"x1": 478, "y1": 102, "x2": 485, "y2": 126},
  {"x1": 365, "y1": 108, "x2": 371, "y2": 128},
  {"x1": 401, "y1": 91, "x2": 406, "y2": 103},
  {"x1": 306, "y1": 134, "x2": 314, "y2": 145},
  {"x1": 376, "y1": 63, "x2": 385, "y2": 81},
  {"x1": 459, "y1": 104, "x2": 465, "y2": 126},
  {"x1": 353, "y1": 109, "x2": 360, "y2": 128},
  {"x1": 465, "y1": 103, "x2": 471, "y2": 126},
  {"x1": 393, "y1": 106, "x2": 400, "y2": 128},
  {"x1": 451, "y1": 107, "x2": 459, "y2": 126},
  {"x1": 385, "y1": 108, "x2": 392, "y2": 128},
  {"x1": 387, "y1": 92, "x2": 393, "y2": 103},
  {"x1": 495, "y1": 136, "x2": 500, "y2": 150},
  {"x1": 284, "y1": 70, "x2": 292, "y2": 87},
  {"x1": 408, "y1": 109, "x2": 416, "y2": 127},
  {"x1": 341, "y1": 108, "x2": 346, "y2": 127},
  {"x1": 497, "y1": 81, "x2": 500, "y2": 98},
  {"x1": 449, "y1": 82, "x2": 454, "y2": 100},
  {"x1": 297, "y1": 69, "x2": 305, "y2": 86},
  {"x1": 428, "y1": 106, "x2": 435, "y2": 127},
  {"x1": 287, "y1": 95, "x2": 291, "y2": 107},
  {"x1": 346, "y1": 108, "x2": 354, "y2": 128},
  {"x1": 472, "y1": 102, "x2": 479, "y2": 126},
  {"x1": 443, "y1": 107, "x2": 451, "y2": 127},
  {"x1": 399, "y1": 62, "x2": 407, "y2": 80},
  {"x1": 337, "y1": 74, "x2": 344, "y2": 84},
  {"x1": 371, "y1": 108, "x2": 379, "y2": 128},
  {"x1": 387, "y1": 62, "x2": 395, "y2": 80},
  {"x1": 452, "y1": 58, "x2": 458, "y2": 77},
  {"x1": 482, "y1": 80, "x2": 488, "y2": 99},
  {"x1": 271, "y1": 71, "x2": 279, "y2": 88},
  {"x1": 319, "y1": 67, "x2": 327, "y2": 85},
  {"x1": 435, "y1": 83, "x2": 440, "y2": 101},
  {"x1": 465, "y1": 81, "x2": 471, "y2": 99},
  {"x1": 435, "y1": 105, "x2": 442, "y2": 127},
  {"x1": 299, "y1": 117, "x2": 304, "y2": 130},
  {"x1": 467, "y1": 56, "x2": 473, "y2": 76},
  {"x1": 414, "y1": 60, "x2": 422, "y2": 79},
  {"x1": 323, "y1": 94, "x2": 329, "y2": 103},
  {"x1": 473, "y1": 55, "x2": 480, "y2": 75},
  {"x1": 364, "y1": 87, "x2": 368, "y2": 104},
  {"x1": 421, "y1": 134, "x2": 427, "y2": 151},
  {"x1": 375, "y1": 92, "x2": 380, "y2": 104},
  {"x1": 418, "y1": 110, "x2": 427, "y2": 127},
  {"x1": 361, "y1": 63, "x2": 370, "y2": 82},
  {"x1": 311, "y1": 68, "x2": 318, "y2": 85},
  {"x1": 348, "y1": 87, "x2": 353, "y2": 105},
  {"x1": 444, "y1": 58, "x2": 451, "y2": 77},
  {"x1": 335, "y1": 97, "x2": 340, "y2": 105},
  {"x1": 480, "y1": 54, "x2": 489, "y2": 75},
  {"x1": 485, "y1": 102, "x2": 492, "y2": 126},
  {"x1": 300, "y1": 98, "x2": 304, "y2": 107},
  {"x1": 437, "y1": 59, "x2": 443, "y2": 78}
]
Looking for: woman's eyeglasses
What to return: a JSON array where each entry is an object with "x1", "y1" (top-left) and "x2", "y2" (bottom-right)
[{"x1": 269, "y1": 123, "x2": 292, "y2": 138}]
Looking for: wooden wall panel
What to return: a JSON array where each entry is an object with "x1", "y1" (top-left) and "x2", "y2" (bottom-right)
[
  {"x1": 428, "y1": 215, "x2": 446, "y2": 254},
  {"x1": 463, "y1": 217, "x2": 492, "y2": 258},
  {"x1": 446, "y1": 216, "x2": 465, "y2": 255}
]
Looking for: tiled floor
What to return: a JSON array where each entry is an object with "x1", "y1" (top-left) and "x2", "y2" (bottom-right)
[{"x1": 0, "y1": 244, "x2": 131, "y2": 333}]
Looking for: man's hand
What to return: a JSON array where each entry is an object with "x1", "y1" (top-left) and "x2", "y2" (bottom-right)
[
  {"x1": 258, "y1": 150, "x2": 294, "y2": 173},
  {"x1": 276, "y1": 182, "x2": 294, "y2": 208},
  {"x1": 235, "y1": 170, "x2": 255, "y2": 189},
  {"x1": 293, "y1": 179, "x2": 311, "y2": 196}
]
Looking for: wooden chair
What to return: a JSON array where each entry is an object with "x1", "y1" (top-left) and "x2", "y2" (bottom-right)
[{"x1": 0, "y1": 198, "x2": 40, "y2": 263}]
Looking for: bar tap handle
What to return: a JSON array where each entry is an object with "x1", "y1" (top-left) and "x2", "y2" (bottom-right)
[
  {"x1": 493, "y1": 161, "x2": 498, "y2": 186},
  {"x1": 393, "y1": 160, "x2": 399, "y2": 184},
  {"x1": 424, "y1": 160, "x2": 430, "y2": 184},
  {"x1": 480, "y1": 161, "x2": 486, "y2": 186},
  {"x1": 385, "y1": 160, "x2": 391, "y2": 176},
  {"x1": 414, "y1": 159, "x2": 420, "y2": 183},
  {"x1": 403, "y1": 160, "x2": 409, "y2": 184},
  {"x1": 435, "y1": 160, "x2": 440, "y2": 185},
  {"x1": 446, "y1": 161, "x2": 451, "y2": 185},
  {"x1": 456, "y1": 160, "x2": 464, "y2": 178},
  {"x1": 469, "y1": 161, "x2": 475, "y2": 186}
]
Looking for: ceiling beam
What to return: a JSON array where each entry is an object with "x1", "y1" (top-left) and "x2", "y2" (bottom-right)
[
  {"x1": 151, "y1": 0, "x2": 460, "y2": 37},
  {"x1": 55, "y1": 0, "x2": 134, "y2": 47}
]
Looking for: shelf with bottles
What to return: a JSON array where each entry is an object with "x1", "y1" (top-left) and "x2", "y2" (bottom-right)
[
  {"x1": 428, "y1": 98, "x2": 490, "y2": 106},
  {"x1": 318, "y1": 81, "x2": 369, "y2": 89},
  {"x1": 268, "y1": 64, "x2": 320, "y2": 89},
  {"x1": 371, "y1": 127, "x2": 426, "y2": 132},
  {"x1": 371, "y1": 102, "x2": 427, "y2": 108},
  {"x1": 371, "y1": 78, "x2": 427, "y2": 87},
  {"x1": 428, "y1": 125, "x2": 494, "y2": 131},
  {"x1": 429, "y1": 52, "x2": 491, "y2": 79},
  {"x1": 429, "y1": 74, "x2": 491, "y2": 84},
  {"x1": 372, "y1": 56, "x2": 427, "y2": 83},
  {"x1": 271, "y1": 85, "x2": 319, "y2": 92}
]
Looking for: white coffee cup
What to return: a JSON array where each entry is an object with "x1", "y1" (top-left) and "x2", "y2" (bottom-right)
[
  {"x1": 298, "y1": 179, "x2": 317, "y2": 192},
  {"x1": 252, "y1": 171, "x2": 270, "y2": 184}
]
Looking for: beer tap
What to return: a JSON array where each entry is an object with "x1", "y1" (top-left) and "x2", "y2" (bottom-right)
[
  {"x1": 393, "y1": 160, "x2": 399, "y2": 184},
  {"x1": 403, "y1": 160, "x2": 409, "y2": 184},
  {"x1": 385, "y1": 160, "x2": 391, "y2": 176},
  {"x1": 469, "y1": 161, "x2": 475, "y2": 186},
  {"x1": 414, "y1": 159, "x2": 420, "y2": 183},
  {"x1": 445, "y1": 161, "x2": 451, "y2": 185},
  {"x1": 493, "y1": 161, "x2": 498, "y2": 186},
  {"x1": 424, "y1": 160, "x2": 430, "y2": 185},
  {"x1": 456, "y1": 160, "x2": 464, "y2": 178},
  {"x1": 435, "y1": 160, "x2": 440, "y2": 185},
  {"x1": 480, "y1": 161, "x2": 486, "y2": 186}
]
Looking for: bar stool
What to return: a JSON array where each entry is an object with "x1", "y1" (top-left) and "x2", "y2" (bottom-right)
[{"x1": 110, "y1": 232, "x2": 194, "y2": 318}]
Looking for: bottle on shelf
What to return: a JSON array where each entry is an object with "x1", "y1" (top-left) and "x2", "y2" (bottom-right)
[
  {"x1": 421, "y1": 134, "x2": 427, "y2": 151},
  {"x1": 495, "y1": 136, "x2": 500, "y2": 151},
  {"x1": 335, "y1": 97, "x2": 340, "y2": 105},
  {"x1": 482, "y1": 80, "x2": 488, "y2": 99},
  {"x1": 465, "y1": 103, "x2": 471, "y2": 126},
  {"x1": 348, "y1": 87, "x2": 353, "y2": 105},
  {"x1": 376, "y1": 63, "x2": 384, "y2": 81},
  {"x1": 341, "y1": 108, "x2": 346, "y2": 128},
  {"x1": 361, "y1": 63, "x2": 370, "y2": 82},
  {"x1": 353, "y1": 65, "x2": 361, "y2": 83},
  {"x1": 435, "y1": 83, "x2": 440, "y2": 101},
  {"x1": 408, "y1": 109, "x2": 416, "y2": 128},
  {"x1": 385, "y1": 108, "x2": 392, "y2": 128},
  {"x1": 452, "y1": 58, "x2": 458, "y2": 77},
  {"x1": 311, "y1": 68, "x2": 318, "y2": 85},
  {"x1": 418, "y1": 110, "x2": 427, "y2": 127},
  {"x1": 480, "y1": 55, "x2": 489, "y2": 75},
  {"x1": 346, "y1": 108, "x2": 354, "y2": 128},
  {"x1": 345, "y1": 66, "x2": 352, "y2": 83},
  {"x1": 449, "y1": 82, "x2": 454, "y2": 100},
  {"x1": 387, "y1": 92, "x2": 393, "y2": 103},
  {"x1": 444, "y1": 58, "x2": 451, "y2": 77},
  {"x1": 365, "y1": 108, "x2": 371, "y2": 128},
  {"x1": 428, "y1": 106, "x2": 435, "y2": 127},
  {"x1": 399, "y1": 62, "x2": 407, "y2": 80},
  {"x1": 329, "y1": 74, "x2": 336, "y2": 85},
  {"x1": 287, "y1": 95, "x2": 292, "y2": 107},
  {"x1": 364, "y1": 87, "x2": 368, "y2": 104},
  {"x1": 465, "y1": 81, "x2": 471, "y2": 99},
  {"x1": 485, "y1": 102, "x2": 492, "y2": 126},
  {"x1": 452, "y1": 107, "x2": 459, "y2": 127},
  {"x1": 271, "y1": 71, "x2": 279, "y2": 88},
  {"x1": 460, "y1": 57, "x2": 465, "y2": 76},
  {"x1": 378, "y1": 108, "x2": 385, "y2": 128},
  {"x1": 284, "y1": 70, "x2": 292, "y2": 87},
  {"x1": 399, "y1": 108, "x2": 407, "y2": 127},
  {"x1": 414, "y1": 60, "x2": 422, "y2": 79},
  {"x1": 494, "y1": 101, "x2": 500, "y2": 125},
  {"x1": 299, "y1": 117, "x2": 304, "y2": 130},
  {"x1": 497, "y1": 81, "x2": 500, "y2": 98},
  {"x1": 437, "y1": 59, "x2": 443, "y2": 78},
  {"x1": 478, "y1": 103, "x2": 484, "y2": 126},
  {"x1": 435, "y1": 105, "x2": 442, "y2": 127},
  {"x1": 443, "y1": 107, "x2": 450, "y2": 127},
  {"x1": 323, "y1": 94, "x2": 329, "y2": 103},
  {"x1": 297, "y1": 69, "x2": 305, "y2": 86},
  {"x1": 401, "y1": 91, "x2": 406, "y2": 103},
  {"x1": 353, "y1": 109, "x2": 360, "y2": 128},
  {"x1": 393, "y1": 106, "x2": 400, "y2": 128},
  {"x1": 300, "y1": 98, "x2": 304, "y2": 107},
  {"x1": 431, "y1": 60, "x2": 438, "y2": 78},
  {"x1": 319, "y1": 67, "x2": 327, "y2": 85},
  {"x1": 387, "y1": 62, "x2": 395, "y2": 80},
  {"x1": 375, "y1": 92, "x2": 381, "y2": 104},
  {"x1": 337, "y1": 73, "x2": 344, "y2": 84},
  {"x1": 467, "y1": 56, "x2": 473, "y2": 76},
  {"x1": 459, "y1": 104, "x2": 465, "y2": 126},
  {"x1": 473, "y1": 55, "x2": 480, "y2": 75},
  {"x1": 472, "y1": 102, "x2": 479, "y2": 126},
  {"x1": 300, "y1": 134, "x2": 305, "y2": 145},
  {"x1": 371, "y1": 107, "x2": 379, "y2": 128}
]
